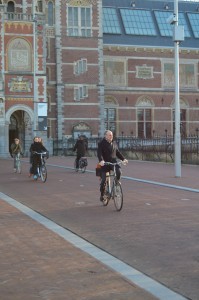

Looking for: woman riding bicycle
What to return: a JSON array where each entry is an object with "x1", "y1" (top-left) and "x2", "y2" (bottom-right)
[
  {"x1": 30, "y1": 137, "x2": 48, "y2": 180},
  {"x1": 97, "y1": 130, "x2": 128, "y2": 202},
  {"x1": 10, "y1": 138, "x2": 23, "y2": 173}
]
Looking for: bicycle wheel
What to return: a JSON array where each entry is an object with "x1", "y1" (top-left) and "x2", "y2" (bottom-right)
[
  {"x1": 80, "y1": 161, "x2": 86, "y2": 173},
  {"x1": 113, "y1": 181, "x2": 123, "y2": 211},
  {"x1": 40, "y1": 164, "x2": 47, "y2": 182}
]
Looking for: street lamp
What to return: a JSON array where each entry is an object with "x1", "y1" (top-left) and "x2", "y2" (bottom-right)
[{"x1": 167, "y1": 0, "x2": 184, "y2": 177}]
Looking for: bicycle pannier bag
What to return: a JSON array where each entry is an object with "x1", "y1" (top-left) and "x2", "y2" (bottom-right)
[{"x1": 96, "y1": 163, "x2": 102, "y2": 177}]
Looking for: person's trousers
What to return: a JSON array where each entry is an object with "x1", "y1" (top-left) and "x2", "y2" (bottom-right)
[{"x1": 100, "y1": 165, "x2": 121, "y2": 196}]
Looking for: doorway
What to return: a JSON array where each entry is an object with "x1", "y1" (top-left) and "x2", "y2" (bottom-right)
[{"x1": 9, "y1": 110, "x2": 31, "y2": 154}]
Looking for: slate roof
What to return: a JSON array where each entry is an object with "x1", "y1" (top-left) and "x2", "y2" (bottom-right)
[{"x1": 102, "y1": 0, "x2": 199, "y2": 49}]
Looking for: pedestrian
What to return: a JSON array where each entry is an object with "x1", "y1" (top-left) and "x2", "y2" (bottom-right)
[{"x1": 10, "y1": 138, "x2": 23, "y2": 172}]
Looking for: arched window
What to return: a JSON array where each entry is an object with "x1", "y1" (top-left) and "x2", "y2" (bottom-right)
[
  {"x1": 7, "y1": 1, "x2": 15, "y2": 12},
  {"x1": 172, "y1": 99, "x2": 188, "y2": 137},
  {"x1": 48, "y1": 1, "x2": 54, "y2": 26},
  {"x1": 105, "y1": 96, "x2": 118, "y2": 136},
  {"x1": 136, "y1": 97, "x2": 154, "y2": 138}
]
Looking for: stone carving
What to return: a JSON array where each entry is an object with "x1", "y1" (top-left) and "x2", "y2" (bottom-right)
[
  {"x1": 66, "y1": 0, "x2": 97, "y2": 6},
  {"x1": 136, "y1": 64, "x2": 154, "y2": 79},
  {"x1": 8, "y1": 76, "x2": 32, "y2": 92},
  {"x1": 136, "y1": 98, "x2": 154, "y2": 107},
  {"x1": 73, "y1": 122, "x2": 90, "y2": 130}
]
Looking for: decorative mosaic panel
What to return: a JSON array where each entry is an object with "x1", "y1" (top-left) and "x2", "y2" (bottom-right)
[{"x1": 8, "y1": 38, "x2": 31, "y2": 72}]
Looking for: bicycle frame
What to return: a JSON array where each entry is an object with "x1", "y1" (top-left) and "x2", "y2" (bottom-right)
[
  {"x1": 33, "y1": 152, "x2": 47, "y2": 182},
  {"x1": 102, "y1": 161, "x2": 124, "y2": 211}
]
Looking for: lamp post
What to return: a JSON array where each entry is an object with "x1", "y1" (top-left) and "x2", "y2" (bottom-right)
[{"x1": 168, "y1": 0, "x2": 184, "y2": 177}]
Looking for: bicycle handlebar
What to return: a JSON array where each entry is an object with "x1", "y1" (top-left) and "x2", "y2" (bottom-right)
[
  {"x1": 33, "y1": 151, "x2": 47, "y2": 155},
  {"x1": 104, "y1": 161, "x2": 123, "y2": 166}
]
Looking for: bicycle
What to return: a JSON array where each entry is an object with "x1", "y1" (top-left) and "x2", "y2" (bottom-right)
[
  {"x1": 74, "y1": 157, "x2": 88, "y2": 173},
  {"x1": 13, "y1": 153, "x2": 22, "y2": 174},
  {"x1": 101, "y1": 161, "x2": 124, "y2": 211},
  {"x1": 33, "y1": 152, "x2": 47, "y2": 182}
]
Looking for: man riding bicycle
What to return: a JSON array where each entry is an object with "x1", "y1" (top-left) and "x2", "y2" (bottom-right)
[
  {"x1": 97, "y1": 130, "x2": 128, "y2": 202},
  {"x1": 73, "y1": 135, "x2": 88, "y2": 170}
]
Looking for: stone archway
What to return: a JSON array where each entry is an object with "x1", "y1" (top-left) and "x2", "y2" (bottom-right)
[{"x1": 6, "y1": 105, "x2": 34, "y2": 155}]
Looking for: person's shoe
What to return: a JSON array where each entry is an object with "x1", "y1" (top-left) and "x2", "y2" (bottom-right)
[
  {"x1": 115, "y1": 180, "x2": 121, "y2": 185},
  {"x1": 33, "y1": 175, "x2": 38, "y2": 180},
  {"x1": 13, "y1": 168, "x2": 16, "y2": 173},
  {"x1": 100, "y1": 195, "x2": 104, "y2": 202}
]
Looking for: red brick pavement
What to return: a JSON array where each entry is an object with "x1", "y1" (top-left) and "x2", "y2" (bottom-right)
[
  {"x1": 0, "y1": 157, "x2": 160, "y2": 300},
  {"x1": 0, "y1": 156, "x2": 198, "y2": 300}
]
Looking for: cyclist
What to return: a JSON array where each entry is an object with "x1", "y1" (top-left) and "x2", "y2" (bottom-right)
[
  {"x1": 73, "y1": 135, "x2": 88, "y2": 170},
  {"x1": 30, "y1": 137, "x2": 48, "y2": 180},
  {"x1": 10, "y1": 138, "x2": 23, "y2": 172},
  {"x1": 97, "y1": 130, "x2": 128, "y2": 202}
]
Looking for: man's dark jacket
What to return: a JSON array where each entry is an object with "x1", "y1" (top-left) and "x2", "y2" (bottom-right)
[
  {"x1": 97, "y1": 138, "x2": 124, "y2": 163},
  {"x1": 73, "y1": 139, "x2": 87, "y2": 156}
]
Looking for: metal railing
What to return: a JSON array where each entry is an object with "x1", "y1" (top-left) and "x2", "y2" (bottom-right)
[{"x1": 53, "y1": 135, "x2": 199, "y2": 165}]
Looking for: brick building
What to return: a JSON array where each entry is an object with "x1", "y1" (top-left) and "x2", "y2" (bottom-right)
[{"x1": 0, "y1": 0, "x2": 199, "y2": 156}]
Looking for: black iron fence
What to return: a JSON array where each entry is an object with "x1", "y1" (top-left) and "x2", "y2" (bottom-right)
[{"x1": 53, "y1": 135, "x2": 199, "y2": 165}]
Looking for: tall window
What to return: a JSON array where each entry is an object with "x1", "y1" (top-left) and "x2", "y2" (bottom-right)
[
  {"x1": 173, "y1": 109, "x2": 186, "y2": 137},
  {"x1": 137, "y1": 109, "x2": 152, "y2": 138},
  {"x1": 74, "y1": 59, "x2": 87, "y2": 75},
  {"x1": 7, "y1": 1, "x2": 15, "y2": 12},
  {"x1": 48, "y1": 1, "x2": 54, "y2": 26},
  {"x1": 37, "y1": 0, "x2": 43, "y2": 13},
  {"x1": 104, "y1": 108, "x2": 116, "y2": 135},
  {"x1": 67, "y1": 6, "x2": 91, "y2": 37}
]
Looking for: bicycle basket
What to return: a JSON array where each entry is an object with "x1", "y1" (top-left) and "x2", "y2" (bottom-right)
[
  {"x1": 96, "y1": 163, "x2": 102, "y2": 177},
  {"x1": 81, "y1": 158, "x2": 88, "y2": 166}
]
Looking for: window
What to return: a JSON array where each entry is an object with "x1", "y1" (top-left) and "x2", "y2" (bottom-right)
[
  {"x1": 74, "y1": 59, "x2": 87, "y2": 75},
  {"x1": 173, "y1": 109, "x2": 186, "y2": 137},
  {"x1": 104, "y1": 108, "x2": 116, "y2": 134},
  {"x1": 74, "y1": 85, "x2": 88, "y2": 101},
  {"x1": 103, "y1": 8, "x2": 121, "y2": 34},
  {"x1": 67, "y1": 6, "x2": 91, "y2": 37},
  {"x1": 120, "y1": 9, "x2": 156, "y2": 36},
  {"x1": 137, "y1": 109, "x2": 152, "y2": 138},
  {"x1": 187, "y1": 12, "x2": 199, "y2": 38},
  {"x1": 7, "y1": 1, "x2": 15, "y2": 12},
  {"x1": 48, "y1": 1, "x2": 54, "y2": 26},
  {"x1": 154, "y1": 11, "x2": 191, "y2": 37},
  {"x1": 36, "y1": 0, "x2": 43, "y2": 13}
]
